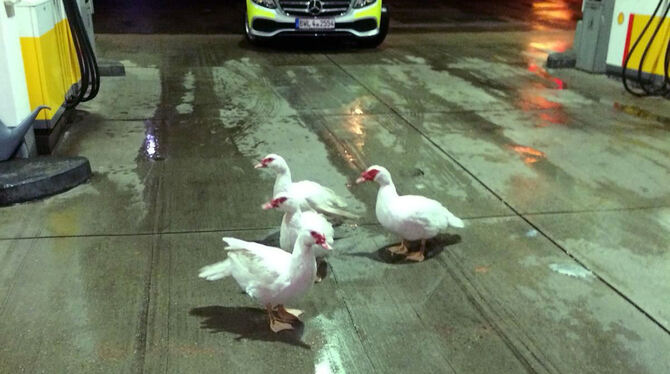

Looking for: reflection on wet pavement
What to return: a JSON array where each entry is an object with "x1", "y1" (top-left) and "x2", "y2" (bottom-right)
[{"x1": 510, "y1": 144, "x2": 547, "y2": 164}]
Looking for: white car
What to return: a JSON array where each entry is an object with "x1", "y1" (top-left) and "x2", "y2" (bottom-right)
[{"x1": 244, "y1": 0, "x2": 389, "y2": 47}]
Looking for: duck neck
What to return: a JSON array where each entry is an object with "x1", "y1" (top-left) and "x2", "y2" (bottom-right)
[
  {"x1": 284, "y1": 205, "x2": 302, "y2": 226},
  {"x1": 377, "y1": 180, "x2": 398, "y2": 202},
  {"x1": 273, "y1": 168, "x2": 292, "y2": 195},
  {"x1": 290, "y1": 237, "x2": 315, "y2": 270}
]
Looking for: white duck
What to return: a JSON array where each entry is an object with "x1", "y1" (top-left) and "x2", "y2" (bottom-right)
[
  {"x1": 262, "y1": 193, "x2": 334, "y2": 281},
  {"x1": 199, "y1": 230, "x2": 331, "y2": 332},
  {"x1": 356, "y1": 165, "x2": 464, "y2": 262},
  {"x1": 255, "y1": 154, "x2": 358, "y2": 220}
]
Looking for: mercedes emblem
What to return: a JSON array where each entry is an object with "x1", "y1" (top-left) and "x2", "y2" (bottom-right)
[{"x1": 308, "y1": 0, "x2": 322, "y2": 15}]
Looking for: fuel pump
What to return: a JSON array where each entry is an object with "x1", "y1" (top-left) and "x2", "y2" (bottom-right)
[
  {"x1": 0, "y1": 0, "x2": 96, "y2": 204},
  {"x1": 610, "y1": 0, "x2": 670, "y2": 96},
  {"x1": 548, "y1": 0, "x2": 669, "y2": 97}
]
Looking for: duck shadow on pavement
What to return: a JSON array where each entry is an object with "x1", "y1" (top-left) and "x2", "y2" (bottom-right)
[
  {"x1": 189, "y1": 306, "x2": 310, "y2": 349},
  {"x1": 347, "y1": 233, "x2": 462, "y2": 264}
]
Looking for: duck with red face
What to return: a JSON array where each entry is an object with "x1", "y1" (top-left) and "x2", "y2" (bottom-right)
[
  {"x1": 262, "y1": 193, "x2": 335, "y2": 282},
  {"x1": 356, "y1": 165, "x2": 465, "y2": 262},
  {"x1": 254, "y1": 153, "x2": 359, "y2": 220},
  {"x1": 199, "y1": 229, "x2": 332, "y2": 332}
]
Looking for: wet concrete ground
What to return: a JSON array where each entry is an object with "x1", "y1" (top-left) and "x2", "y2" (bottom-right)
[{"x1": 2, "y1": 10, "x2": 670, "y2": 374}]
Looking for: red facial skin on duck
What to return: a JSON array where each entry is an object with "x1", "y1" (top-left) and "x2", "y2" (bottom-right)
[
  {"x1": 355, "y1": 169, "x2": 379, "y2": 184},
  {"x1": 310, "y1": 231, "x2": 332, "y2": 250},
  {"x1": 262, "y1": 196, "x2": 287, "y2": 210},
  {"x1": 254, "y1": 157, "x2": 275, "y2": 168}
]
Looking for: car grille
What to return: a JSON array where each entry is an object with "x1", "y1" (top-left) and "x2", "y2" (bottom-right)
[{"x1": 278, "y1": 0, "x2": 351, "y2": 17}]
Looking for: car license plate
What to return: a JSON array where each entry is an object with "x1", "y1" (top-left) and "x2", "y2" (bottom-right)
[{"x1": 296, "y1": 18, "x2": 335, "y2": 30}]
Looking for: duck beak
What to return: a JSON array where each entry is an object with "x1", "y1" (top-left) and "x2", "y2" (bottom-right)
[
  {"x1": 261, "y1": 202, "x2": 274, "y2": 210},
  {"x1": 320, "y1": 242, "x2": 333, "y2": 250},
  {"x1": 355, "y1": 176, "x2": 366, "y2": 184},
  {"x1": 254, "y1": 162, "x2": 265, "y2": 169}
]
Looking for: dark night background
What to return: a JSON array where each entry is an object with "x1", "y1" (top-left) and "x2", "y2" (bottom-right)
[{"x1": 92, "y1": 0, "x2": 583, "y2": 34}]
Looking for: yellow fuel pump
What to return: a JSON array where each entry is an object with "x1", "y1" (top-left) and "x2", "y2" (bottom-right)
[
  {"x1": 606, "y1": 0, "x2": 670, "y2": 95},
  {"x1": 0, "y1": 0, "x2": 98, "y2": 156}
]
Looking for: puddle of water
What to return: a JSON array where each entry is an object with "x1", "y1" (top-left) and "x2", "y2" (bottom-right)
[
  {"x1": 312, "y1": 314, "x2": 347, "y2": 374},
  {"x1": 526, "y1": 229, "x2": 539, "y2": 237},
  {"x1": 363, "y1": 58, "x2": 505, "y2": 111},
  {"x1": 404, "y1": 55, "x2": 427, "y2": 64},
  {"x1": 176, "y1": 70, "x2": 195, "y2": 114},
  {"x1": 655, "y1": 209, "x2": 670, "y2": 232},
  {"x1": 448, "y1": 57, "x2": 535, "y2": 80},
  {"x1": 141, "y1": 123, "x2": 164, "y2": 161},
  {"x1": 549, "y1": 263, "x2": 594, "y2": 280}
]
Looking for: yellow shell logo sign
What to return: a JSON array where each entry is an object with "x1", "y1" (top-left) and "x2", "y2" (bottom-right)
[{"x1": 618, "y1": 12, "x2": 624, "y2": 25}]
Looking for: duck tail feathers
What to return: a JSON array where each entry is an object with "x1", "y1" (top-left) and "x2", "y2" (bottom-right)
[
  {"x1": 198, "y1": 260, "x2": 231, "y2": 281},
  {"x1": 447, "y1": 212, "x2": 465, "y2": 228}
]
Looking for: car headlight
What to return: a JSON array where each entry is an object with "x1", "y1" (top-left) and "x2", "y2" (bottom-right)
[
  {"x1": 353, "y1": 0, "x2": 376, "y2": 9},
  {"x1": 251, "y1": 0, "x2": 277, "y2": 9}
]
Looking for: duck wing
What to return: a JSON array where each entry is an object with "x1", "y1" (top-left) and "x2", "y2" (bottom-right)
[
  {"x1": 397, "y1": 195, "x2": 464, "y2": 230},
  {"x1": 199, "y1": 237, "x2": 291, "y2": 290},
  {"x1": 289, "y1": 181, "x2": 359, "y2": 219}
]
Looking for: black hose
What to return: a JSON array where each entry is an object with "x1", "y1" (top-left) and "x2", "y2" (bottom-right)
[
  {"x1": 63, "y1": 0, "x2": 100, "y2": 108},
  {"x1": 64, "y1": 1, "x2": 87, "y2": 107},
  {"x1": 621, "y1": 0, "x2": 663, "y2": 96},
  {"x1": 665, "y1": 19, "x2": 670, "y2": 92},
  {"x1": 635, "y1": 0, "x2": 670, "y2": 95},
  {"x1": 74, "y1": 0, "x2": 99, "y2": 101}
]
